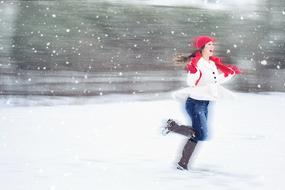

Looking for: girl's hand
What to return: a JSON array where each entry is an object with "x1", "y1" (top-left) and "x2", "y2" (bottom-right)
[
  {"x1": 186, "y1": 64, "x2": 198, "y2": 73},
  {"x1": 229, "y1": 65, "x2": 241, "y2": 74}
]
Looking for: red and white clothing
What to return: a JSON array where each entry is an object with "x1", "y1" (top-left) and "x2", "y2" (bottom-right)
[{"x1": 173, "y1": 53, "x2": 240, "y2": 101}]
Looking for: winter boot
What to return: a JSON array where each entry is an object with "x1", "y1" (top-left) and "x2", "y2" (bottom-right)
[
  {"x1": 161, "y1": 119, "x2": 172, "y2": 135},
  {"x1": 177, "y1": 138, "x2": 197, "y2": 170},
  {"x1": 162, "y1": 119, "x2": 196, "y2": 138}
]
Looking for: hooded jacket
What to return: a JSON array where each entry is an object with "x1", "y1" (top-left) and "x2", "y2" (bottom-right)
[
  {"x1": 185, "y1": 51, "x2": 240, "y2": 86},
  {"x1": 173, "y1": 52, "x2": 240, "y2": 101}
]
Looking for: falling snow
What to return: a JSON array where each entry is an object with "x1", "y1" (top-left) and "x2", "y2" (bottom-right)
[
  {"x1": 0, "y1": 0, "x2": 284, "y2": 96},
  {"x1": 261, "y1": 60, "x2": 267, "y2": 65}
]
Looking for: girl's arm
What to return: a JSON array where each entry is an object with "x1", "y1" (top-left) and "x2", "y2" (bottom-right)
[
  {"x1": 217, "y1": 73, "x2": 234, "y2": 84},
  {"x1": 186, "y1": 71, "x2": 200, "y2": 87},
  {"x1": 218, "y1": 64, "x2": 241, "y2": 84}
]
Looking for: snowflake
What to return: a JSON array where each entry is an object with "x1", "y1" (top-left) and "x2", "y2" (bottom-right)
[{"x1": 260, "y1": 60, "x2": 267, "y2": 65}]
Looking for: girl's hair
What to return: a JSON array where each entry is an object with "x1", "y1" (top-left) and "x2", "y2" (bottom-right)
[{"x1": 173, "y1": 49, "x2": 203, "y2": 65}]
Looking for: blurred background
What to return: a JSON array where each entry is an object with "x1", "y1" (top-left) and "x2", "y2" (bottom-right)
[{"x1": 0, "y1": 0, "x2": 284, "y2": 96}]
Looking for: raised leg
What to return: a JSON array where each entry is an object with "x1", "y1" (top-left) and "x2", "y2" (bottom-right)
[{"x1": 166, "y1": 119, "x2": 196, "y2": 137}]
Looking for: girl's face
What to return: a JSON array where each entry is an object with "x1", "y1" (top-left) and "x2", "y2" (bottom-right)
[{"x1": 202, "y1": 41, "x2": 215, "y2": 57}]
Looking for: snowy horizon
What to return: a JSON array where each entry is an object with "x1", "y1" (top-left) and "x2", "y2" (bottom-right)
[{"x1": 103, "y1": 0, "x2": 261, "y2": 10}]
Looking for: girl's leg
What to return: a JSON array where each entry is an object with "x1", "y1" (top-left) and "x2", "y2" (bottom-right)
[
  {"x1": 177, "y1": 138, "x2": 197, "y2": 170},
  {"x1": 191, "y1": 111, "x2": 208, "y2": 141},
  {"x1": 166, "y1": 119, "x2": 196, "y2": 137},
  {"x1": 177, "y1": 98, "x2": 209, "y2": 170},
  {"x1": 186, "y1": 99, "x2": 209, "y2": 141}
]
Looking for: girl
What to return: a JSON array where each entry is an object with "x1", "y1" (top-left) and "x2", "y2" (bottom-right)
[{"x1": 162, "y1": 35, "x2": 241, "y2": 170}]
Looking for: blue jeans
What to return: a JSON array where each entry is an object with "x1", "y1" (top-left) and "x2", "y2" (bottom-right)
[{"x1": 185, "y1": 97, "x2": 209, "y2": 141}]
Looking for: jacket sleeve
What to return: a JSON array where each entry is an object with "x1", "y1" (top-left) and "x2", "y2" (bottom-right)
[
  {"x1": 186, "y1": 71, "x2": 200, "y2": 87},
  {"x1": 217, "y1": 73, "x2": 234, "y2": 84}
]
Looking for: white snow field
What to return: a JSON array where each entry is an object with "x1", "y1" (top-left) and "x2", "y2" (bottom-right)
[{"x1": 0, "y1": 92, "x2": 284, "y2": 190}]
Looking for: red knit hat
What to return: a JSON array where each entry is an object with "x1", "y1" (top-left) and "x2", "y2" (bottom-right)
[{"x1": 194, "y1": 36, "x2": 215, "y2": 49}]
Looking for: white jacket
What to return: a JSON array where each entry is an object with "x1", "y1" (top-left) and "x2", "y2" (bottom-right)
[{"x1": 173, "y1": 57, "x2": 236, "y2": 101}]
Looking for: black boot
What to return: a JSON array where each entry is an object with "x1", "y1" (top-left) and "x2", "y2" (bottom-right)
[
  {"x1": 177, "y1": 138, "x2": 197, "y2": 170},
  {"x1": 163, "y1": 119, "x2": 196, "y2": 138}
]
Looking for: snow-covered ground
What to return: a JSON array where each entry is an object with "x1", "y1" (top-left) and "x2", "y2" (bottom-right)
[{"x1": 0, "y1": 92, "x2": 284, "y2": 190}]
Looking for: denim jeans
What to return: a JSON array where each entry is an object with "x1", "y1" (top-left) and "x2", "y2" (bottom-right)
[{"x1": 185, "y1": 97, "x2": 210, "y2": 141}]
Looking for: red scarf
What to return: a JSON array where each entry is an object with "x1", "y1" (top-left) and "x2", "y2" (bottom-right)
[{"x1": 185, "y1": 52, "x2": 241, "y2": 77}]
